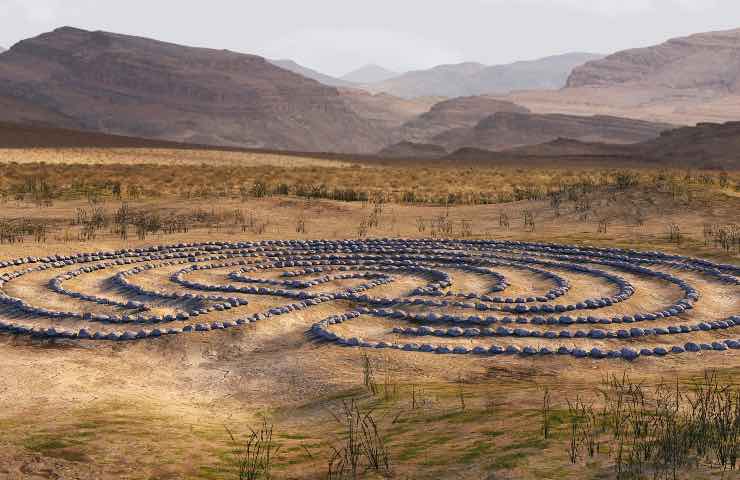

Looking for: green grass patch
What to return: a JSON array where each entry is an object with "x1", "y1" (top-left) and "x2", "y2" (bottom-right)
[
  {"x1": 501, "y1": 437, "x2": 548, "y2": 452},
  {"x1": 460, "y1": 441, "x2": 495, "y2": 462},
  {"x1": 489, "y1": 451, "x2": 528, "y2": 470},
  {"x1": 278, "y1": 433, "x2": 310, "y2": 440},
  {"x1": 24, "y1": 434, "x2": 91, "y2": 462},
  {"x1": 398, "y1": 444, "x2": 427, "y2": 462},
  {"x1": 423, "y1": 408, "x2": 487, "y2": 424}
]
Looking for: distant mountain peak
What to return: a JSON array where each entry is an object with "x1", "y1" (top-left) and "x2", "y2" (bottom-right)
[
  {"x1": 268, "y1": 58, "x2": 354, "y2": 88},
  {"x1": 341, "y1": 64, "x2": 398, "y2": 84},
  {"x1": 52, "y1": 25, "x2": 86, "y2": 34}
]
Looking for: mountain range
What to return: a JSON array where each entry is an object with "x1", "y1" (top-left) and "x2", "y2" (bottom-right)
[
  {"x1": 267, "y1": 53, "x2": 603, "y2": 99},
  {"x1": 499, "y1": 28, "x2": 740, "y2": 126},
  {"x1": 268, "y1": 61, "x2": 399, "y2": 88},
  {"x1": 364, "y1": 53, "x2": 604, "y2": 98},
  {"x1": 1, "y1": 26, "x2": 740, "y2": 163}
]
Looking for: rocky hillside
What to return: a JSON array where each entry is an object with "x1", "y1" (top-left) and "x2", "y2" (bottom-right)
[
  {"x1": 367, "y1": 53, "x2": 602, "y2": 98},
  {"x1": 498, "y1": 29, "x2": 740, "y2": 126},
  {"x1": 453, "y1": 121, "x2": 740, "y2": 170},
  {"x1": 0, "y1": 27, "x2": 387, "y2": 153},
  {"x1": 638, "y1": 121, "x2": 740, "y2": 169},
  {"x1": 567, "y1": 28, "x2": 740, "y2": 92},
  {"x1": 339, "y1": 89, "x2": 440, "y2": 132},
  {"x1": 431, "y1": 112, "x2": 673, "y2": 151},
  {"x1": 395, "y1": 96, "x2": 530, "y2": 144}
]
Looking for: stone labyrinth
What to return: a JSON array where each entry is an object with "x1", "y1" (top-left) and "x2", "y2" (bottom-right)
[{"x1": 0, "y1": 239, "x2": 738, "y2": 361}]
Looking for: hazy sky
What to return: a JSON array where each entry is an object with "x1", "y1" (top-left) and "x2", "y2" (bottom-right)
[{"x1": 1, "y1": 0, "x2": 739, "y2": 76}]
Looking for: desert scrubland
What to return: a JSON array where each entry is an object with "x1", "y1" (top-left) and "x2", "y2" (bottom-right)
[{"x1": 0, "y1": 144, "x2": 737, "y2": 480}]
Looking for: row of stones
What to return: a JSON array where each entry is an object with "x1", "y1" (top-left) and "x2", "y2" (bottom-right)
[
  {"x1": 190, "y1": 253, "x2": 634, "y2": 315},
  {"x1": 0, "y1": 238, "x2": 736, "y2": 348},
  {"x1": 311, "y1": 311, "x2": 740, "y2": 361},
  {"x1": 459, "y1": 240, "x2": 739, "y2": 285},
  {"x1": 0, "y1": 292, "x2": 337, "y2": 340},
  {"x1": 0, "y1": 247, "x2": 694, "y2": 328},
  {"x1": 9, "y1": 254, "x2": 250, "y2": 324},
  {"x1": 231, "y1": 268, "x2": 390, "y2": 289},
  {"x1": 392, "y1": 317, "x2": 739, "y2": 340},
  {"x1": 1, "y1": 237, "x2": 738, "y2": 283},
  {"x1": 276, "y1": 247, "x2": 632, "y2": 311}
]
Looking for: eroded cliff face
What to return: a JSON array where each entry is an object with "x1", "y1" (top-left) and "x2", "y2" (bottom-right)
[
  {"x1": 567, "y1": 28, "x2": 740, "y2": 93},
  {"x1": 0, "y1": 27, "x2": 386, "y2": 152}
]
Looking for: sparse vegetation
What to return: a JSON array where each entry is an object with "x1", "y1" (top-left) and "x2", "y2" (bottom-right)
[{"x1": 226, "y1": 419, "x2": 280, "y2": 480}]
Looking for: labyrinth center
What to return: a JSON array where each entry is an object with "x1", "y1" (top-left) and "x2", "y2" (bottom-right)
[{"x1": 0, "y1": 239, "x2": 738, "y2": 361}]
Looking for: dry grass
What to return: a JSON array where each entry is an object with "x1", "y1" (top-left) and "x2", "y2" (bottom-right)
[{"x1": 0, "y1": 147, "x2": 737, "y2": 479}]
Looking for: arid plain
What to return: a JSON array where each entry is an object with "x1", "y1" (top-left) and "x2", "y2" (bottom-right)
[{"x1": 0, "y1": 140, "x2": 738, "y2": 480}]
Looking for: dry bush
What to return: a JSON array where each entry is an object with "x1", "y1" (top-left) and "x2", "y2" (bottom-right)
[
  {"x1": 0, "y1": 160, "x2": 735, "y2": 207},
  {"x1": 327, "y1": 399, "x2": 392, "y2": 479},
  {"x1": 499, "y1": 212, "x2": 510, "y2": 229},
  {"x1": 226, "y1": 419, "x2": 280, "y2": 480},
  {"x1": 523, "y1": 210, "x2": 535, "y2": 232},
  {"x1": 668, "y1": 223, "x2": 682, "y2": 244},
  {"x1": 704, "y1": 223, "x2": 740, "y2": 253},
  {"x1": 459, "y1": 219, "x2": 473, "y2": 238},
  {"x1": 295, "y1": 214, "x2": 307, "y2": 234},
  {"x1": 566, "y1": 371, "x2": 740, "y2": 479}
]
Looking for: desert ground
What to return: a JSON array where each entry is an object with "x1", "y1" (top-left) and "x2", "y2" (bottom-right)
[{"x1": 0, "y1": 145, "x2": 738, "y2": 480}]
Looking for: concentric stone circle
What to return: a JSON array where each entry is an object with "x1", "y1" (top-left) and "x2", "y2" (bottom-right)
[{"x1": 0, "y1": 239, "x2": 738, "y2": 361}]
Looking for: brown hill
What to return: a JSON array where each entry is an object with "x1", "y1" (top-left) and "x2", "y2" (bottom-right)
[
  {"x1": 444, "y1": 121, "x2": 740, "y2": 170},
  {"x1": 2, "y1": 119, "x2": 739, "y2": 170},
  {"x1": 0, "y1": 121, "x2": 201, "y2": 149},
  {"x1": 501, "y1": 28, "x2": 740, "y2": 125},
  {"x1": 506, "y1": 137, "x2": 636, "y2": 157},
  {"x1": 0, "y1": 27, "x2": 387, "y2": 153},
  {"x1": 430, "y1": 112, "x2": 673, "y2": 151},
  {"x1": 567, "y1": 28, "x2": 740, "y2": 92},
  {"x1": 339, "y1": 89, "x2": 440, "y2": 132},
  {"x1": 638, "y1": 121, "x2": 740, "y2": 169},
  {"x1": 377, "y1": 141, "x2": 447, "y2": 159},
  {"x1": 395, "y1": 96, "x2": 530, "y2": 144}
]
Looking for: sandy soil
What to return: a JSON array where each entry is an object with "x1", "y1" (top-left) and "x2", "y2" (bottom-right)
[{"x1": 0, "y1": 162, "x2": 737, "y2": 480}]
